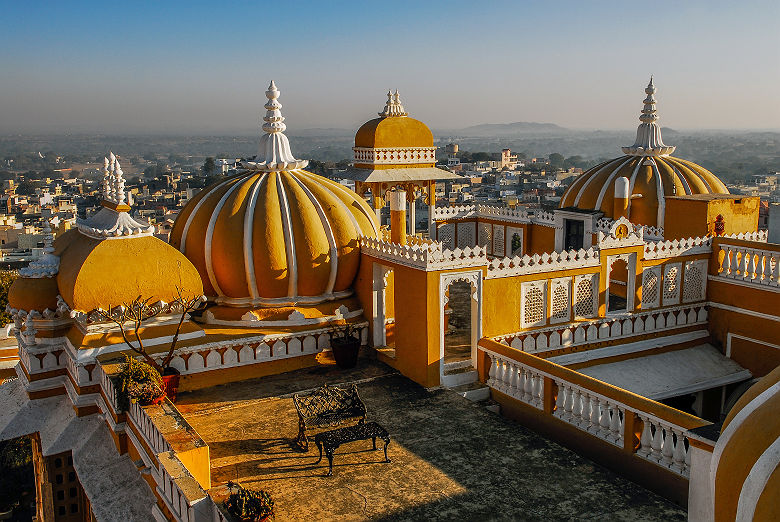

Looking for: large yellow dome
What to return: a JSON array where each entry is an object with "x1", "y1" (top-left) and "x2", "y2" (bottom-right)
[
  {"x1": 560, "y1": 79, "x2": 729, "y2": 228},
  {"x1": 170, "y1": 169, "x2": 379, "y2": 309},
  {"x1": 560, "y1": 155, "x2": 728, "y2": 226}
]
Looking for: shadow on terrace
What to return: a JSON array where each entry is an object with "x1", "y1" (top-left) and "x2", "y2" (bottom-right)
[{"x1": 171, "y1": 353, "x2": 686, "y2": 521}]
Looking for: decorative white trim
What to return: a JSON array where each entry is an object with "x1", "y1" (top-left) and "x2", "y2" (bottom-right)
[
  {"x1": 736, "y1": 437, "x2": 780, "y2": 522},
  {"x1": 243, "y1": 173, "x2": 267, "y2": 299},
  {"x1": 709, "y1": 302, "x2": 780, "y2": 323},
  {"x1": 607, "y1": 252, "x2": 637, "y2": 314},
  {"x1": 549, "y1": 277, "x2": 572, "y2": 324},
  {"x1": 711, "y1": 380, "x2": 780, "y2": 495},
  {"x1": 213, "y1": 289, "x2": 353, "y2": 308},
  {"x1": 726, "y1": 333, "x2": 780, "y2": 358},
  {"x1": 353, "y1": 146, "x2": 436, "y2": 166},
  {"x1": 432, "y1": 203, "x2": 530, "y2": 224},
  {"x1": 521, "y1": 280, "x2": 547, "y2": 328},
  {"x1": 621, "y1": 78, "x2": 676, "y2": 157},
  {"x1": 76, "y1": 207, "x2": 155, "y2": 240},
  {"x1": 662, "y1": 262, "x2": 682, "y2": 306},
  {"x1": 276, "y1": 172, "x2": 298, "y2": 298},
  {"x1": 487, "y1": 247, "x2": 600, "y2": 279}
]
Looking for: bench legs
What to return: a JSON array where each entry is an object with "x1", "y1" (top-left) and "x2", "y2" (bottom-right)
[
  {"x1": 382, "y1": 436, "x2": 391, "y2": 463},
  {"x1": 295, "y1": 420, "x2": 309, "y2": 451}
]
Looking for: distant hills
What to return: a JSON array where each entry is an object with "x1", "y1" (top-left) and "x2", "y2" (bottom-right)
[{"x1": 446, "y1": 121, "x2": 569, "y2": 137}]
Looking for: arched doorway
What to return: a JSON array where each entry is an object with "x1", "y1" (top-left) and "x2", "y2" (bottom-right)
[
  {"x1": 444, "y1": 281, "x2": 472, "y2": 364},
  {"x1": 608, "y1": 259, "x2": 629, "y2": 313}
]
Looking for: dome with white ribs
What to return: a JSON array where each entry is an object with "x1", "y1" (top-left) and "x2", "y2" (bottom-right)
[
  {"x1": 560, "y1": 79, "x2": 729, "y2": 228},
  {"x1": 170, "y1": 82, "x2": 379, "y2": 310}
]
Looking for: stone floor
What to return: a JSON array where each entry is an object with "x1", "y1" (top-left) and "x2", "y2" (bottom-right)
[{"x1": 175, "y1": 358, "x2": 687, "y2": 521}]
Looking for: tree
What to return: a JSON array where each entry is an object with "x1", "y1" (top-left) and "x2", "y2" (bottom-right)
[
  {"x1": 14, "y1": 181, "x2": 39, "y2": 195},
  {"x1": 472, "y1": 152, "x2": 491, "y2": 162},
  {"x1": 0, "y1": 271, "x2": 18, "y2": 326},
  {"x1": 202, "y1": 157, "x2": 216, "y2": 176},
  {"x1": 96, "y1": 290, "x2": 206, "y2": 374},
  {"x1": 549, "y1": 153, "x2": 565, "y2": 168}
]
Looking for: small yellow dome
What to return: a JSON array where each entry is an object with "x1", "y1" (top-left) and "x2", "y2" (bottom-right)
[
  {"x1": 8, "y1": 277, "x2": 59, "y2": 313},
  {"x1": 355, "y1": 116, "x2": 433, "y2": 149},
  {"x1": 55, "y1": 229, "x2": 204, "y2": 313},
  {"x1": 170, "y1": 169, "x2": 379, "y2": 309},
  {"x1": 559, "y1": 155, "x2": 728, "y2": 227}
]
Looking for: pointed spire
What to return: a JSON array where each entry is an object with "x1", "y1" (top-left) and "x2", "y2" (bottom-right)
[
  {"x1": 622, "y1": 78, "x2": 675, "y2": 156},
  {"x1": 379, "y1": 89, "x2": 408, "y2": 117},
  {"x1": 114, "y1": 157, "x2": 126, "y2": 205},
  {"x1": 247, "y1": 81, "x2": 307, "y2": 171},
  {"x1": 42, "y1": 218, "x2": 54, "y2": 254},
  {"x1": 19, "y1": 216, "x2": 59, "y2": 278}
]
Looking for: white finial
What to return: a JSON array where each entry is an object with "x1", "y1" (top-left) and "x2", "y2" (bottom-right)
[
  {"x1": 114, "y1": 158, "x2": 126, "y2": 205},
  {"x1": 42, "y1": 218, "x2": 54, "y2": 253},
  {"x1": 379, "y1": 89, "x2": 408, "y2": 117},
  {"x1": 622, "y1": 78, "x2": 675, "y2": 157},
  {"x1": 248, "y1": 81, "x2": 307, "y2": 171},
  {"x1": 102, "y1": 157, "x2": 111, "y2": 200}
]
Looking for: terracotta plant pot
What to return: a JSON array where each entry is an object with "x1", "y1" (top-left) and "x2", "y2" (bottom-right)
[
  {"x1": 331, "y1": 336, "x2": 360, "y2": 369},
  {"x1": 161, "y1": 368, "x2": 181, "y2": 402}
]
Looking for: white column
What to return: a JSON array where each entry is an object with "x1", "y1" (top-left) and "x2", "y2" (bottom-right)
[{"x1": 409, "y1": 197, "x2": 416, "y2": 236}]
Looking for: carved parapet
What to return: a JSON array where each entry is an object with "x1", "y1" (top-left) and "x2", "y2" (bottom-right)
[
  {"x1": 487, "y1": 247, "x2": 601, "y2": 279},
  {"x1": 360, "y1": 236, "x2": 487, "y2": 271},
  {"x1": 643, "y1": 236, "x2": 713, "y2": 260}
]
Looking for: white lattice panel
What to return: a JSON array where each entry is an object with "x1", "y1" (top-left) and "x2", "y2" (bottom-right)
[
  {"x1": 493, "y1": 225, "x2": 505, "y2": 258},
  {"x1": 438, "y1": 223, "x2": 455, "y2": 250},
  {"x1": 573, "y1": 273, "x2": 598, "y2": 318},
  {"x1": 682, "y1": 259, "x2": 708, "y2": 303},
  {"x1": 550, "y1": 277, "x2": 571, "y2": 324},
  {"x1": 478, "y1": 222, "x2": 492, "y2": 252},
  {"x1": 457, "y1": 222, "x2": 477, "y2": 249},
  {"x1": 641, "y1": 266, "x2": 661, "y2": 309},
  {"x1": 662, "y1": 262, "x2": 682, "y2": 306},
  {"x1": 521, "y1": 280, "x2": 547, "y2": 328}
]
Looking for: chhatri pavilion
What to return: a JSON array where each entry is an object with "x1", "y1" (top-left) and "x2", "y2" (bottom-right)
[{"x1": 0, "y1": 80, "x2": 777, "y2": 521}]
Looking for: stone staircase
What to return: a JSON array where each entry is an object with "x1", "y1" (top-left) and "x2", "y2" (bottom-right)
[{"x1": 441, "y1": 359, "x2": 492, "y2": 404}]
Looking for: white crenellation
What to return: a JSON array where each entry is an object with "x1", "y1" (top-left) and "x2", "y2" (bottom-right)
[
  {"x1": 360, "y1": 236, "x2": 488, "y2": 271},
  {"x1": 644, "y1": 236, "x2": 713, "y2": 260},
  {"x1": 432, "y1": 204, "x2": 530, "y2": 224},
  {"x1": 487, "y1": 247, "x2": 600, "y2": 279}
]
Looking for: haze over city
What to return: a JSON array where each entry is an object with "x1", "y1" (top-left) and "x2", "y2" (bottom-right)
[{"x1": 2, "y1": 0, "x2": 779, "y2": 135}]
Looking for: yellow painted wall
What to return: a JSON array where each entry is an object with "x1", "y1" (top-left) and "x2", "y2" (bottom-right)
[
  {"x1": 177, "y1": 446, "x2": 211, "y2": 491},
  {"x1": 527, "y1": 223, "x2": 556, "y2": 255},
  {"x1": 664, "y1": 196, "x2": 759, "y2": 240}
]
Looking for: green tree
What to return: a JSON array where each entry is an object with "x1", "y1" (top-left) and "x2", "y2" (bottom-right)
[
  {"x1": 472, "y1": 152, "x2": 491, "y2": 162},
  {"x1": 549, "y1": 153, "x2": 565, "y2": 168},
  {"x1": 0, "y1": 271, "x2": 18, "y2": 326},
  {"x1": 14, "y1": 181, "x2": 39, "y2": 195},
  {"x1": 202, "y1": 157, "x2": 217, "y2": 176}
]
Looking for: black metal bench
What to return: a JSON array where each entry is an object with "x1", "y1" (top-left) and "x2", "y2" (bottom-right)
[
  {"x1": 314, "y1": 421, "x2": 391, "y2": 476},
  {"x1": 293, "y1": 384, "x2": 366, "y2": 451}
]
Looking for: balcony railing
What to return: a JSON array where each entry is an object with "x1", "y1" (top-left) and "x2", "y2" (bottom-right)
[
  {"x1": 479, "y1": 339, "x2": 709, "y2": 478},
  {"x1": 718, "y1": 243, "x2": 779, "y2": 287}
]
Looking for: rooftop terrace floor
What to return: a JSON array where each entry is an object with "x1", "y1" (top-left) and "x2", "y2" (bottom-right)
[{"x1": 175, "y1": 356, "x2": 687, "y2": 521}]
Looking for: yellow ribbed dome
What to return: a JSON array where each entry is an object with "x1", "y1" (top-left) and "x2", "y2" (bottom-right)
[
  {"x1": 170, "y1": 169, "x2": 379, "y2": 309},
  {"x1": 559, "y1": 155, "x2": 729, "y2": 227},
  {"x1": 560, "y1": 79, "x2": 729, "y2": 228}
]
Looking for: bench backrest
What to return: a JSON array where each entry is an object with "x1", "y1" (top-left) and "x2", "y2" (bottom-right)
[{"x1": 294, "y1": 384, "x2": 366, "y2": 420}]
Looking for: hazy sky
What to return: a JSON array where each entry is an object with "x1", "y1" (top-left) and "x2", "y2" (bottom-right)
[{"x1": 2, "y1": 0, "x2": 779, "y2": 134}]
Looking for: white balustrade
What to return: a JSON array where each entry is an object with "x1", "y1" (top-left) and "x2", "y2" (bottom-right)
[
  {"x1": 96, "y1": 363, "x2": 121, "y2": 412},
  {"x1": 432, "y1": 203, "x2": 530, "y2": 224},
  {"x1": 361, "y1": 236, "x2": 487, "y2": 270},
  {"x1": 718, "y1": 244, "x2": 779, "y2": 287},
  {"x1": 128, "y1": 400, "x2": 172, "y2": 455},
  {"x1": 497, "y1": 304, "x2": 707, "y2": 354},
  {"x1": 486, "y1": 352, "x2": 544, "y2": 409},
  {"x1": 643, "y1": 236, "x2": 712, "y2": 260},
  {"x1": 552, "y1": 379, "x2": 624, "y2": 448},
  {"x1": 636, "y1": 414, "x2": 692, "y2": 477}
]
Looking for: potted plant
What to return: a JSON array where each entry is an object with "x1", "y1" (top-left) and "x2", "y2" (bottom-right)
[
  {"x1": 117, "y1": 354, "x2": 165, "y2": 408},
  {"x1": 97, "y1": 289, "x2": 207, "y2": 402},
  {"x1": 223, "y1": 481, "x2": 274, "y2": 521},
  {"x1": 330, "y1": 322, "x2": 361, "y2": 369}
]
